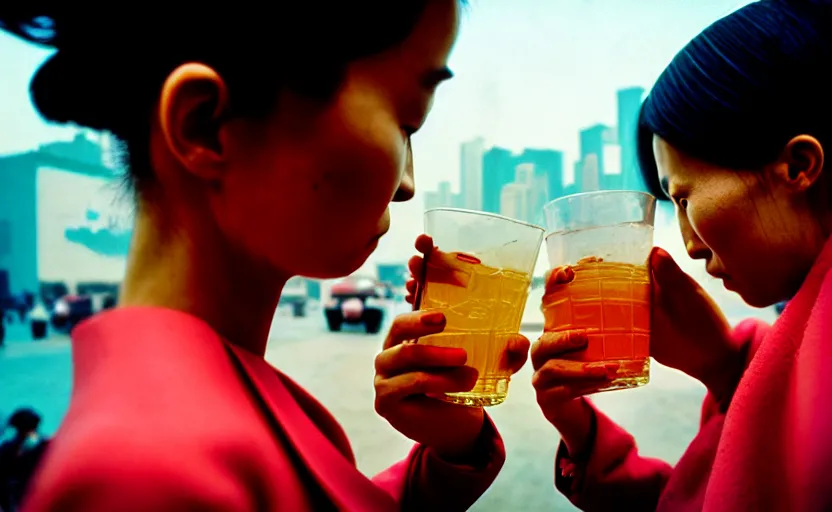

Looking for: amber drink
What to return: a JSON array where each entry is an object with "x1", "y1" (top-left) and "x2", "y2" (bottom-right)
[
  {"x1": 542, "y1": 192, "x2": 657, "y2": 393},
  {"x1": 417, "y1": 208, "x2": 545, "y2": 407}
]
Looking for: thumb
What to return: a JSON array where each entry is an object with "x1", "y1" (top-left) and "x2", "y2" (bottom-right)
[
  {"x1": 650, "y1": 247, "x2": 723, "y2": 321},
  {"x1": 649, "y1": 247, "x2": 698, "y2": 293}
]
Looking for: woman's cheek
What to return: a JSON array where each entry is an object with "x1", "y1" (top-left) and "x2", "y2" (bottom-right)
[{"x1": 689, "y1": 200, "x2": 730, "y2": 250}]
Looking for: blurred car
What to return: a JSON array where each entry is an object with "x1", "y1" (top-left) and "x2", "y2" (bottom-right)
[
  {"x1": 39, "y1": 281, "x2": 70, "y2": 311},
  {"x1": 324, "y1": 276, "x2": 388, "y2": 334},
  {"x1": 51, "y1": 294, "x2": 94, "y2": 332},
  {"x1": 280, "y1": 276, "x2": 309, "y2": 317},
  {"x1": 50, "y1": 282, "x2": 118, "y2": 333}
]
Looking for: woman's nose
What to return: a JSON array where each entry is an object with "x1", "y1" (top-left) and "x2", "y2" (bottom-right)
[{"x1": 393, "y1": 140, "x2": 415, "y2": 202}]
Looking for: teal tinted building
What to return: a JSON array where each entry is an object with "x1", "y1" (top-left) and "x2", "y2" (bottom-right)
[{"x1": 0, "y1": 133, "x2": 128, "y2": 294}]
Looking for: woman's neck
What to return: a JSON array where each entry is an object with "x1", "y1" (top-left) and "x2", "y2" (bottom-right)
[{"x1": 119, "y1": 208, "x2": 285, "y2": 356}]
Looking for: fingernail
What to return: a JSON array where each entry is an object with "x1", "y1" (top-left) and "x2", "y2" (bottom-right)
[
  {"x1": 603, "y1": 362, "x2": 620, "y2": 378},
  {"x1": 421, "y1": 311, "x2": 446, "y2": 326}
]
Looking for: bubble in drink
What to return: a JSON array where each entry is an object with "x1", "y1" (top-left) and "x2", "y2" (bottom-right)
[{"x1": 418, "y1": 249, "x2": 531, "y2": 407}]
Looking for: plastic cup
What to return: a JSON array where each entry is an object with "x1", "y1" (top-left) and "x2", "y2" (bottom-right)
[
  {"x1": 542, "y1": 191, "x2": 657, "y2": 393},
  {"x1": 416, "y1": 208, "x2": 545, "y2": 407}
]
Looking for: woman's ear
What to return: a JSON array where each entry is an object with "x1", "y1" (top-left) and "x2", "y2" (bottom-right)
[{"x1": 157, "y1": 63, "x2": 230, "y2": 182}]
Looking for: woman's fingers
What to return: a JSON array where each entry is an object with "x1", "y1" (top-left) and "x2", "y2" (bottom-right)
[
  {"x1": 500, "y1": 334, "x2": 531, "y2": 374},
  {"x1": 544, "y1": 265, "x2": 575, "y2": 295},
  {"x1": 408, "y1": 255, "x2": 425, "y2": 283},
  {"x1": 531, "y1": 330, "x2": 590, "y2": 370},
  {"x1": 374, "y1": 366, "x2": 479, "y2": 413},
  {"x1": 414, "y1": 234, "x2": 434, "y2": 256},
  {"x1": 531, "y1": 359, "x2": 619, "y2": 390},
  {"x1": 382, "y1": 311, "x2": 446, "y2": 351},
  {"x1": 404, "y1": 279, "x2": 417, "y2": 304},
  {"x1": 536, "y1": 381, "x2": 609, "y2": 408}
]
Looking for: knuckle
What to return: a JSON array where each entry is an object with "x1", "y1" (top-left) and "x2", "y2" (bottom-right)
[
  {"x1": 373, "y1": 373, "x2": 384, "y2": 389},
  {"x1": 407, "y1": 371, "x2": 436, "y2": 393},
  {"x1": 388, "y1": 319, "x2": 404, "y2": 340},
  {"x1": 532, "y1": 367, "x2": 553, "y2": 389},
  {"x1": 538, "y1": 360, "x2": 561, "y2": 380},
  {"x1": 531, "y1": 371, "x2": 544, "y2": 390},
  {"x1": 552, "y1": 330, "x2": 584, "y2": 351},
  {"x1": 411, "y1": 371, "x2": 431, "y2": 389},
  {"x1": 530, "y1": 338, "x2": 546, "y2": 358},
  {"x1": 397, "y1": 342, "x2": 419, "y2": 360},
  {"x1": 388, "y1": 316, "x2": 414, "y2": 343},
  {"x1": 373, "y1": 353, "x2": 384, "y2": 373}
]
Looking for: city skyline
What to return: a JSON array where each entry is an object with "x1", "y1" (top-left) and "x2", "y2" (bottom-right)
[{"x1": 424, "y1": 85, "x2": 646, "y2": 225}]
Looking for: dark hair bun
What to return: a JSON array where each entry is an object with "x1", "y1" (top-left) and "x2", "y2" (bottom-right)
[
  {"x1": 1, "y1": 11, "x2": 120, "y2": 131},
  {"x1": 30, "y1": 51, "x2": 120, "y2": 131}
]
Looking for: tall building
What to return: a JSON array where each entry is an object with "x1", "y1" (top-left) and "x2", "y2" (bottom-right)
[
  {"x1": 499, "y1": 163, "x2": 538, "y2": 223},
  {"x1": 459, "y1": 138, "x2": 484, "y2": 211},
  {"x1": 423, "y1": 180, "x2": 458, "y2": 211},
  {"x1": 579, "y1": 124, "x2": 621, "y2": 191},
  {"x1": 617, "y1": 86, "x2": 647, "y2": 191},
  {"x1": 517, "y1": 148, "x2": 564, "y2": 220},
  {"x1": 563, "y1": 160, "x2": 583, "y2": 196},
  {"x1": 0, "y1": 133, "x2": 129, "y2": 294},
  {"x1": 514, "y1": 162, "x2": 534, "y2": 186},
  {"x1": 481, "y1": 146, "x2": 516, "y2": 214},
  {"x1": 581, "y1": 154, "x2": 600, "y2": 192},
  {"x1": 500, "y1": 183, "x2": 529, "y2": 222}
]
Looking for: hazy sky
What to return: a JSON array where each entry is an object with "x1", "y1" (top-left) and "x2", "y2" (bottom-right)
[{"x1": 1, "y1": 1, "x2": 768, "y2": 316}]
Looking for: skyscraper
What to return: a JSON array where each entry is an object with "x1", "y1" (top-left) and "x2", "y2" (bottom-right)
[
  {"x1": 518, "y1": 148, "x2": 564, "y2": 208},
  {"x1": 423, "y1": 180, "x2": 457, "y2": 211},
  {"x1": 481, "y1": 146, "x2": 515, "y2": 214},
  {"x1": 500, "y1": 183, "x2": 528, "y2": 222},
  {"x1": 579, "y1": 124, "x2": 621, "y2": 191},
  {"x1": 564, "y1": 160, "x2": 583, "y2": 196},
  {"x1": 581, "y1": 154, "x2": 600, "y2": 192},
  {"x1": 459, "y1": 138, "x2": 484, "y2": 211},
  {"x1": 617, "y1": 86, "x2": 647, "y2": 192}
]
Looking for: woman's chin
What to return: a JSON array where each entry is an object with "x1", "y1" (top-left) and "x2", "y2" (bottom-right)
[
  {"x1": 732, "y1": 284, "x2": 780, "y2": 309},
  {"x1": 302, "y1": 246, "x2": 376, "y2": 280}
]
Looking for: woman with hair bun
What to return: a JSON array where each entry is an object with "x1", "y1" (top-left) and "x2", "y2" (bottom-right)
[{"x1": 0, "y1": 3, "x2": 529, "y2": 511}]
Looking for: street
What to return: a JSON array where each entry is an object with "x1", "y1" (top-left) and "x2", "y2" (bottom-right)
[{"x1": 1, "y1": 304, "x2": 708, "y2": 511}]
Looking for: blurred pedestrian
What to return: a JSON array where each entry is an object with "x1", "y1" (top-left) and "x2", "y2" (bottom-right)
[{"x1": 0, "y1": 408, "x2": 50, "y2": 512}]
